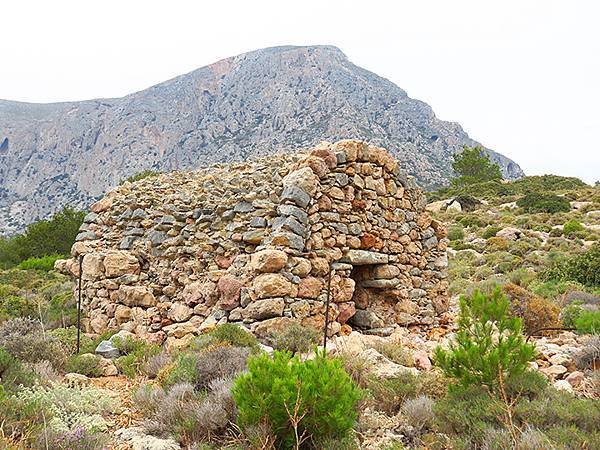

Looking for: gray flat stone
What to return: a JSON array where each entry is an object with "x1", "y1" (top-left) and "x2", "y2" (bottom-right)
[
  {"x1": 340, "y1": 250, "x2": 389, "y2": 265},
  {"x1": 95, "y1": 340, "x2": 120, "y2": 359}
]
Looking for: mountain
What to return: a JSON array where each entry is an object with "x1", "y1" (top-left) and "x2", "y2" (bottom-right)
[{"x1": 0, "y1": 45, "x2": 523, "y2": 235}]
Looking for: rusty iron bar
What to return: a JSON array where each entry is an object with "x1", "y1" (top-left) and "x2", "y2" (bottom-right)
[
  {"x1": 322, "y1": 264, "x2": 334, "y2": 353},
  {"x1": 76, "y1": 255, "x2": 83, "y2": 354}
]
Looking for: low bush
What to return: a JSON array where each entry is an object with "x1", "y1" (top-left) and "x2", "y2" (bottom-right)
[
  {"x1": 401, "y1": 395, "x2": 435, "y2": 432},
  {"x1": 0, "y1": 318, "x2": 67, "y2": 370},
  {"x1": 65, "y1": 354, "x2": 103, "y2": 378},
  {"x1": 209, "y1": 323, "x2": 259, "y2": 349},
  {"x1": 486, "y1": 236, "x2": 509, "y2": 252},
  {"x1": 574, "y1": 336, "x2": 600, "y2": 370},
  {"x1": 0, "y1": 347, "x2": 38, "y2": 392},
  {"x1": 35, "y1": 426, "x2": 109, "y2": 450},
  {"x1": 134, "y1": 379, "x2": 237, "y2": 446},
  {"x1": 49, "y1": 326, "x2": 95, "y2": 356},
  {"x1": 561, "y1": 302, "x2": 585, "y2": 329},
  {"x1": 367, "y1": 372, "x2": 420, "y2": 415},
  {"x1": 563, "y1": 219, "x2": 585, "y2": 235},
  {"x1": 372, "y1": 342, "x2": 414, "y2": 367},
  {"x1": 447, "y1": 225, "x2": 465, "y2": 242},
  {"x1": 544, "y1": 244, "x2": 600, "y2": 287},
  {"x1": 122, "y1": 169, "x2": 161, "y2": 184},
  {"x1": 503, "y1": 283, "x2": 561, "y2": 335},
  {"x1": 113, "y1": 336, "x2": 161, "y2": 378},
  {"x1": 16, "y1": 382, "x2": 114, "y2": 441},
  {"x1": 271, "y1": 322, "x2": 320, "y2": 355},
  {"x1": 482, "y1": 225, "x2": 502, "y2": 239},
  {"x1": 516, "y1": 193, "x2": 570, "y2": 214},
  {"x1": 233, "y1": 351, "x2": 361, "y2": 449},
  {"x1": 574, "y1": 310, "x2": 600, "y2": 334},
  {"x1": 16, "y1": 255, "x2": 64, "y2": 271},
  {"x1": 0, "y1": 385, "x2": 47, "y2": 445},
  {"x1": 161, "y1": 345, "x2": 250, "y2": 390}
]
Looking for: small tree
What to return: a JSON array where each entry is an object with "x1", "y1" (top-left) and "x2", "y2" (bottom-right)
[
  {"x1": 434, "y1": 289, "x2": 537, "y2": 446},
  {"x1": 451, "y1": 145, "x2": 503, "y2": 187},
  {"x1": 434, "y1": 288, "x2": 536, "y2": 391}
]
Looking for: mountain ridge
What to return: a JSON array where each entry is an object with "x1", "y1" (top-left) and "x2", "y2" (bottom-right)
[{"x1": 0, "y1": 45, "x2": 523, "y2": 235}]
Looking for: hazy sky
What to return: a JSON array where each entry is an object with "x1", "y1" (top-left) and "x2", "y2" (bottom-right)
[{"x1": 2, "y1": 1, "x2": 599, "y2": 183}]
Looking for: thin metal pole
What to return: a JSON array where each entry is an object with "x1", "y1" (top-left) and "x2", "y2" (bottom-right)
[
  {"x1": 76, "y1": 255, "x2": 83, "y2": 354},
  {"x1": 322, "y1": 265, "x2": 333, "y2": 353}
]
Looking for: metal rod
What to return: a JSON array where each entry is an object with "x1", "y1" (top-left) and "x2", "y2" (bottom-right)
[
  {"x1": 76, "y1": 255, "x2": 83, "y2": 354},
  {"x1": 322, "y1": 265, "x2": 333, "y2": 353}
]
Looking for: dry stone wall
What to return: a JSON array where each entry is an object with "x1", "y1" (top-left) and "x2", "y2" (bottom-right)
[{"x1": 59, "y1": 140, "x2": 449, "y2": 349}]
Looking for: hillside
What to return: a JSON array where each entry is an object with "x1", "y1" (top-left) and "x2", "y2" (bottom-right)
[
  {"x1": 0, "y1": 174, "x2": 598, "y2": 449},
  {"x1": 0, "y1": 45, "x2": 523, "y2": 235}
]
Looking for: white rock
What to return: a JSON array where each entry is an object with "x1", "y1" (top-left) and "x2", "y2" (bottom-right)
[
  {"x1": 553, "y1": 379, "x2": 574, "y2": 393},
  {"x1": 115, "y1": 427, "x2": 181, "y2": 450}
]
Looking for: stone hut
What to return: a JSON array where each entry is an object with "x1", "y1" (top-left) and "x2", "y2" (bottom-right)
[{"x1": 61, "y1": 140, "x2": 449, "y2": 349}]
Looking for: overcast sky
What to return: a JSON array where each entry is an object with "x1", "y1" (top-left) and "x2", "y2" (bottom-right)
[{"x1": 2, "y1": 0, "x2": 599, "y2": 183}]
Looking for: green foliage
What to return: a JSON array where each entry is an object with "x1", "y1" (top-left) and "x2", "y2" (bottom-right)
[
  {"x1": 0, "y1": 318, "x2": 68, "y2": 370},
  {"x1": 16, "y1": 254, "x2": 64, "y2": 271},
  {"x1": 271, "y1": 322, "x2": 320, "y2": 355},
  {"x1": 574, "y1": 310, "x2": 600, "y2": 334},
  {"x1": 0, "y1": 207, "x2": 85, "y2": 269},
  {"x1": 0, "y1": 347, "x2": 38, "y2": 392},
  {"x1": 122, "y1": 169, "x2": 161, "y2": 184},
  {"x1": 561, "y1": 302, "x2": 585, "y2": 329},
  {"x1": 65, "y1": 354, "x2": 103, "y2": 378},
  {"x1": 563, "y1": 219, "x2": 585, "y2": 235},
  {"x1": 232, "y1": 351, "x2": 361, "y2": 449},
  {"x1": 447, "y1": 225, "x2": 465, "y2": 242},
  {"x1": 433, "y1": 385, "x2": 503, "y2": 445},
  {"x1": 516, "y1": 193, "x2": 570, "y2": 214},
  {"x1": 544, "y1": 244, "x2": 600, "y2": 287},
  {"x1": 0, "y1": 384, "x2": 48, "y2": 445},
  {"x1": 482, "y1": 225, "x2": 502, "y2": 239},
  {"x1": 209, "y1": 323, "x2": 259, "y2": 349},
  {"x1": 113, "y1": 336, "x2": 161, "y2": 378},
  {"x1": 451, "y1": 145, "x2": 502, "y2": 188},
  {"x1": 49, "y1": 326, "x2": 95, "y2": 356},
  {"x1": 434, "y1": 289, "x2": 536, "y2": 391}
]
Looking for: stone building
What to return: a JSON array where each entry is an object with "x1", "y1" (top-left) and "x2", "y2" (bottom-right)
[{"x1": 60, "y1": 140, "x2": 449, "y2": 349}]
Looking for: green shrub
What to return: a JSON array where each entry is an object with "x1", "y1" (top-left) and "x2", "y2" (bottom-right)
[
  {"x1": 65, "y1": 354, "x2": 103, "y2": 377},
  {"x1": 561, "y1": 302, "x2": 585, "y2": 329},
  {"x1": 49, "y1": 326, "x2": 95, "y2": 356},
  {"x1": 433, "y1": 385, "x2": 503, "y2": 446},
  {"x1": 113, "y1": 336, "x2": 161, "y2": 378},
  {"x1": 574, "y1": 310, "x2": 600, "y2": 334},
  {"x1": 0, "y1": 347, "x2": 38, "y2": 391},
  {"x1": 0, "y1": 318, "x2": 67, "y2": 370},
  {"x1": 161, "y1": 345, "x2": 250, "y2": 390},
  {"x1": 447, "y1": 225, "x2": 465, "y2": 242},
  {"x1": 482, "y1": 226, "x2": 502, "y2": 239},
  {"x1": 16, "y1": 254, "x2": 65, "y2": 271},
  {"x1": 516, "y1": 193, "x2": 570, "y2": 214},
  {"x1": 271, "y1": 322, "x2": 320, "y2": 355},
  {"x1": 563, "y1": 219, "x2": 585, "y2": 235},
  {"x1": 232, "y1": 351, "x2": 361, "y2": 449},
  {"x1": 0, "y1": 207, "x2": 85, "y2": 269},
  {"x1": 122, "y1": 169, "x2": 161, "y2": 184},
  {"x1": 0, "y1": 385, "x2": 47, "y2": 445},
  {"x1": 209, "y1": 323, "x2": 259, "y2": 349},
  {"x1": 434, "y1": 289, "x2": 536, "y2": 391},
  {"x1": 367, "y1": 372, "x2": 420, "y2": 415},
  {"x1": 544, "y1": 244, "x2": 600, "y2": 287}
]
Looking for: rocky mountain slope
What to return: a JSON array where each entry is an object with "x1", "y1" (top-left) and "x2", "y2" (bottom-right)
[{"x1": 0, "y1": 45, "x2": 523, "y2": 235}]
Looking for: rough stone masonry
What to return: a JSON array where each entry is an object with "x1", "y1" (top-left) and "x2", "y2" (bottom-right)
[{"x1": 58, "y1": 140, "x2": 449, "y2": 350}]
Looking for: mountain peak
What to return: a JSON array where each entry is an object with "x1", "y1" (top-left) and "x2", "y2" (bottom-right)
[{"x1": 0, "y1": 45, "x2": 523, "y2": 235}]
